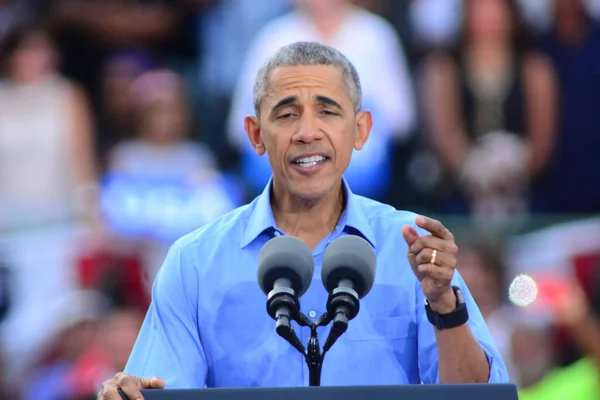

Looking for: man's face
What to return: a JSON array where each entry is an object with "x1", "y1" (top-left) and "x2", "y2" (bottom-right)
[{"x1": 245, "y1": 65, "x2": 371, "y2": 201}]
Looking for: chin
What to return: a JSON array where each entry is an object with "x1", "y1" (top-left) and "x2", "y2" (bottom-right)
[{"x1": 288, "y1": 177, "x2": 338, "y2": 202}]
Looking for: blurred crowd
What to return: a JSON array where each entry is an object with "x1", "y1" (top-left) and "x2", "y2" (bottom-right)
[{"x1": 0, "y1": 0, "x2": 599, "y2": 399}]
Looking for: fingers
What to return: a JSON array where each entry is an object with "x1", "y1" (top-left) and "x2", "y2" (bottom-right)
[
  {"x1": 409, "y1": 235, "x2": 458, "y2": 256},
  {"x1": 98, "y1": 379, "x2": 122, "y2": 400},
  {"x1": 99, "y1": 373, "x2": 143, "y2": 400},
  {"x1": 416, "y1": 215, "x2": 453, "y2": 240},
  {"x1": 140, "y1": 377, "x2": 166, "y2": 389},
  {"x1": 401, "y1": 224, "x2": 420, "y2": 247},
  {"x1": 414, "y1": 247, "x2": 455, "y2": 268},
  {"x1": 117, "y1": 373, "x2": 145, "y2": 399},
  {"x1": 98, "y1": 379, "x2": 138, "y2": 400},
  {"x1": 417, "y1": 263, "x2": 454, "y2": 284},
  {"x1": 97, "y1": 373, "x2": 165, "y2": 400}
]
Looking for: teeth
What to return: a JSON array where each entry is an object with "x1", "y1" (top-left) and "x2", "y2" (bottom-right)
[{"x1": 295, "y1": 155, "x2": 326, "y2": 166}]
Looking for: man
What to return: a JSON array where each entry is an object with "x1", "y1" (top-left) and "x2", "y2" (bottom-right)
[{"x1": 99, "y1": 42, "x2": 509, "y2": 399}]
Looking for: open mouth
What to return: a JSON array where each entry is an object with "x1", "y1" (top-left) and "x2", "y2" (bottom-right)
[
  {"x1": 291, "y1": 154, "x2": 330, "y2": 175},
  {"x1": 293, "y1": 155, "x2": 329, "y2": 167}
]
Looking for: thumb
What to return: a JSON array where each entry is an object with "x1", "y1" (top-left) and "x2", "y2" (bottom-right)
[
  {"x1": 140, "y1": 377, "x2": 166, "y2": 389},
  {"x1": 401, "y1": 224, "x2": 420, "y2": 247}
]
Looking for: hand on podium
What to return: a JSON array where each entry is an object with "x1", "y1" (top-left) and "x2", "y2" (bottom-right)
[{"x1": 97, "y1": 372, "x2": 165, "y2": 399}]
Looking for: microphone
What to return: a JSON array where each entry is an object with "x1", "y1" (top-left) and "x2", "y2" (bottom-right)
[
  {"x1": 321, "y1": 235, "x2": 376, "y2": 351},
  {"x1": 258, "y1": 235, "x2": 314, "y2": 353}
]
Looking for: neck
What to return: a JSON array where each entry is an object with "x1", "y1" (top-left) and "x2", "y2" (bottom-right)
[
  {"x1": 9, "y1": 67, "x2": 52, "y2": 85},
  {"x1": 465, "y1": 42, "x2": 512, "y2": 75},
  {"x1": 305, "y1": 3, "x2": 352, "y2": 40},
  {"x1": 270, "y1": 180, "x2": 345, "y2": 250},
  {"x1": 467, "y1": 40, "x2": 512, "y2": 62}
]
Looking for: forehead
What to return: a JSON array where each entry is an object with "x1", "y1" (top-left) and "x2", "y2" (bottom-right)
[{"x1": 266, "y1": 65, "x2": 350, "y2": 102}]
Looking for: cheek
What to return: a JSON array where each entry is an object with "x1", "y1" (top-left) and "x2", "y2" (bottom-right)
[
  {"x1": 263, "y1": 125, "x2": 293, "y2": 151},
  {"x1": 263, "y1": 136, "x2": 288, "y2": 167},
  {"x1": 331, "y1": 127, "x2": 357, "y2": 157}
]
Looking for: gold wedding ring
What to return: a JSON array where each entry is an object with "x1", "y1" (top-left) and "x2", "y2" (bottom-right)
[{"x1": 430, "y1": 249, "x2": 438, "y2": 265}]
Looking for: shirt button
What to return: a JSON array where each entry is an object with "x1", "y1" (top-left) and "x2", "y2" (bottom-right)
[
  {"x1": 309, "y1": 310, "x2": 317, "y2": 319},
  {"x1": 273, "y1": 231, "x2": 281, "y2": 237}
]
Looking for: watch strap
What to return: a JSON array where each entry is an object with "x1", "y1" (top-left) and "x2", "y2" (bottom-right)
[{"x1": 425, "y1": 286, "x2": 469, "y2": 330}]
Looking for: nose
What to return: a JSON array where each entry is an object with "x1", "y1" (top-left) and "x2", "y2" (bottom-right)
[{"x1": 292, "y1": 113, "x2": 324, "y2": 144}]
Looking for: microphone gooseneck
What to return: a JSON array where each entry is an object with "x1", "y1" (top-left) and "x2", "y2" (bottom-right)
[{"x1": 323, "y1": 278, "x2": 358, "y2": 351}]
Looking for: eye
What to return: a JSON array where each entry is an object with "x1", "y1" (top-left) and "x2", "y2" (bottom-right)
[
  {"x1": 277, "y1": 113, "x2": 296, "y2": 119},
  {"x1": 322, "y1": 110, "x2": 338, "y2": 116}
]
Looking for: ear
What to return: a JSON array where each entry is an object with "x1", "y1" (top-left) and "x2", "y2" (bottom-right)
[
  {"x1": 245, "y1": 116, "x2": 266, "y2": 156},
  {"x1": 353, "y1": 110, "x2": 372, "y2": 151}
]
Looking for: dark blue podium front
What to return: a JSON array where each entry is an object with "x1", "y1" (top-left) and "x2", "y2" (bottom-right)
[{"x1": 126, "y1": 384, "x2": 518, "y2": 400}]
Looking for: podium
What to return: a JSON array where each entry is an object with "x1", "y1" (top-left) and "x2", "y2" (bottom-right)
[{"x1": 121, "y1": 384, "x2": 519, "y2": 400}]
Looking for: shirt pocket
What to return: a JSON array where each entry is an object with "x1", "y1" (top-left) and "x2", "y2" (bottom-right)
[{"x1": 345, "y1": 315, "x2": 417, "y2": 341}]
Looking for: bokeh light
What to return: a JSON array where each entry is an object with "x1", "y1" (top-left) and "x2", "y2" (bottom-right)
[{"x1": 508, "y1": 274, "x2": 539, "y2": 307}]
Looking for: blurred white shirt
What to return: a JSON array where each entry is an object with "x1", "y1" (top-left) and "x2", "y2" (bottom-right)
[
  {"x1": 0, "y1": 75, "x2": 76, "y2": 230},
  {"x1": 410, "y1": 0, "x2": 463, "y2": 49}
]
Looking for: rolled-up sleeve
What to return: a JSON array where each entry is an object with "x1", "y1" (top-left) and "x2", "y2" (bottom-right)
[
  {"x1": 416, "y1": 270, "x2": 510, "y2": 384},
  {"x1": 125, "y1": 242, "x2": 208, "y2": 389}
]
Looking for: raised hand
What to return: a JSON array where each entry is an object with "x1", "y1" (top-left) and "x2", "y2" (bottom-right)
[{"x1": 402, "y1": 216, "x2": 459, "y2": 313}]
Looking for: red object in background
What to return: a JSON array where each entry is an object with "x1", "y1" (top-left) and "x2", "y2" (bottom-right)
[
  {"x1": 77, "y1": 249, "x2": 150, "y2": 311},
  {"x1": 553, "y1": 251, "x2": 600, "y2": 365},
  {"x1": 534, "y1": 277, "x2": 572, "y2": 312},
  {"x1": 572, "y1": 253, "x2": 600, "y2": 299},
  {"x1": 66, "y1": 347, "x2": 114, "y2": 400}
]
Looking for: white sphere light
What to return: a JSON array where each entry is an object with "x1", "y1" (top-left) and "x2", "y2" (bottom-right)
[{"x1": 508, "y1": 274, "x2": 539, "y2": 307}]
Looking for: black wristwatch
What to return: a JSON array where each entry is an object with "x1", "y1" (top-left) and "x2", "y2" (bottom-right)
[{"x1": 425, "y1": 286, "x2": 469, "y2": 330}]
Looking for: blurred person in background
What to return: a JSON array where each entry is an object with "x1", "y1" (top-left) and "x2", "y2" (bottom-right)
[
  {"x1": 455, "y1": 236, "x2": 519, "y2": 382},
  {"x1": 227, "y1": 0, "x2": 416, "y2": 202},
  {"x1": 96, "y1": 50, "x2": 156, "y2": 170},
  {"x1": 0, "y1": 19, "x2": 101, "y2": 393},
  {"x1": 23, "y1": 290, "x2": 110, "y2": 400},
  {"x1": 531, "y1": 0, "x2": 600, "y2": 214},
  {"x1": 66, "y1": 307, "x2": 144, "y2": 400},
  {"x1": 48, "y1": 0, "x2": 198, "y2": 113},
  {"x1": 420, "y1": 0, "x2": 557, "y2": 224},
  {"x1": 514, "y1": 277, "x2": 600, "y2": 399},
  {"x1": 103, "y1": 69, "x2": 242, "y2": 285},
  {"x1": 0, "y1": 19, "x2": 99, "y2": 230}
]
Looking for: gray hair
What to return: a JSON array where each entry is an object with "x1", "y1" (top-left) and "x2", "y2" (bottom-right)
[{"x1": 253, "y1": 41, "x2": 362, "y2": 117}]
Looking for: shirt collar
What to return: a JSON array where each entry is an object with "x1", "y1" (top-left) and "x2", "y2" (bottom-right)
[{"x1": 241, "y1": 177, "x2": 377, "y2": 249}]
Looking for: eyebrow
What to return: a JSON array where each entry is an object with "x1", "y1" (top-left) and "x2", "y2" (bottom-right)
[
  {"x1": 315, "y1": 95, "x2": 343, "y2": 111},
  {"x1": 270, "y1": 95, "x2": 344, "y2": 115},
  {"x1": 270, "y1": 96, "x2": 298, "y2": 115}
]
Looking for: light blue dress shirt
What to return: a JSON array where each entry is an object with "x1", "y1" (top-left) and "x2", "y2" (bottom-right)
[{"x1": 125, "y1": 179, "x2": 509, "y2": 388}]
